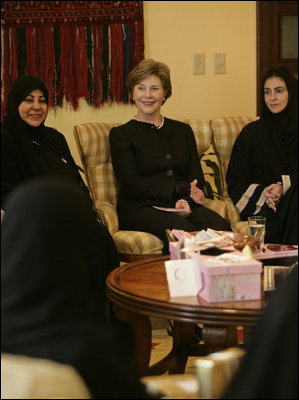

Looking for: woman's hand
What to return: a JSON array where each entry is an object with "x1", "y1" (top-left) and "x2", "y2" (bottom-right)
[
  {"x1": 264, "y1": 182, "x2": 283, "y2": 212},
  {"x1": 175, "y1": 199, "x2": 191, "y2": 217},
  {"x1": 190, "y1": 179, "x2": 205, "y2": 205}
]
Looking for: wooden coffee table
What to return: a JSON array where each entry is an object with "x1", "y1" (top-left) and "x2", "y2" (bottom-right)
[{"x1": 106, "y1": 255, "x2": 265, "y2": 376}]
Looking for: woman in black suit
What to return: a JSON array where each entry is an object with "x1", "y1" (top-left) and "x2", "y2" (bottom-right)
[{"x1": 109, "y1": 59, "x2": 230, "y2": 253}]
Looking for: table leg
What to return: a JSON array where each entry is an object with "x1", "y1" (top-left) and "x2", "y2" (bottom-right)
[
  {"x1": 202, "y1": 325, "x2": 239, "y2": 353},
  {"x1": 168, "y1": 321, "x2": 196, "y2": 374},
  {"x1": 149, "y1": 321, "x2": 209, "y2": 375},
  {"x1": 113, "y1": 305, "x2": 152, "y2": 376}
]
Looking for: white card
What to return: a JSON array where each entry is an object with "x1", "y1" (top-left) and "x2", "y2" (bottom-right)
[{"x1": 165, "y1": 253, "x2": 202, "y2": 297}]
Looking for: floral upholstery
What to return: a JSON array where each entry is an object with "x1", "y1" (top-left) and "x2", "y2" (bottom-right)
[{"x1": 210, "y1": 116, "x2": 258, "y2": 233}]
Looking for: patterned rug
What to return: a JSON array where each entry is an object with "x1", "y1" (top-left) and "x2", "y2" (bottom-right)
[{"x1": 150, "y1": 329, "x2": 173, "y2": 367}]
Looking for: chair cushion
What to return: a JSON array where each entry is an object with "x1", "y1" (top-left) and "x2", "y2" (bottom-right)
[
  {"x1": 183, "y1": 119, "x2": 212, "y2": 155},
  {"x1": 184, "y1": 119, "x2": 222, "y2": 200},
  {"x1": 204, "y1": 198, "x2": 227, "y2": 220},
  {"x1": 1, "y1": 353, "x2": 91, "y2": 399}
]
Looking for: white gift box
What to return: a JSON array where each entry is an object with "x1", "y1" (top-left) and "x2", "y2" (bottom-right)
[{"x1": 165, "y1": 253, "x2": 202, "y2": 297}]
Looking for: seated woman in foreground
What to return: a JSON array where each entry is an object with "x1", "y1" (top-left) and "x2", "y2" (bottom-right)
[
  {"x1": 227, "y1": 66, "x2": 298, "y2": 245},
  {"x1": 109, "y1": 59, "x2": 230, "y2": 254},
  {"x1": 1, "y1": 178, "x2": 151, "y2": 399}
]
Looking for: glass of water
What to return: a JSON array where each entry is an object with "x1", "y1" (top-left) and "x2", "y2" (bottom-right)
[{"x1": 248, "y1": 216, "x2": 266, "y2": 251}]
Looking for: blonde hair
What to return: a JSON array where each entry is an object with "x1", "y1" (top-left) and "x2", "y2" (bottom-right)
[{"x1": 126, "y1": 59, "x2": 172, "y2": 102}]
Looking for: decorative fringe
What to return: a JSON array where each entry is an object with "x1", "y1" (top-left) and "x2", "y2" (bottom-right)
[
  {"x1": 1, "y1": 20, "x2": 144, "y2": 118},
  {"x1": 92, "y1": 25, "x2": 103, "y2": 108}
]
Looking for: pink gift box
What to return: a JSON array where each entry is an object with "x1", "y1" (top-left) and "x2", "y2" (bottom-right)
[{"x1": 198, "y1": 253, "x2": 262, "y2": 302}]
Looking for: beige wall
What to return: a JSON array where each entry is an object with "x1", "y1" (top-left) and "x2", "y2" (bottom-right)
[{"x1": 44, "y1": 1, "x2": 256, "y2": 166}]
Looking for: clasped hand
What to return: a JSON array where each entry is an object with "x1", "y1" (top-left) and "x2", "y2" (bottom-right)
[{"x1": 264, "y1": 181, "x2": 283, "y2": 212}]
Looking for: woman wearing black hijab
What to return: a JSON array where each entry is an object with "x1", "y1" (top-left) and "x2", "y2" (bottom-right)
[
  {"x1": 227, "y1": 67, "x2": 298, "y2": 244},
  {"x1": 1, "y1": 75, "x2": 89, "y2": 205},
  {"x1": 1, "y1": 75, "x2": 119, "y2": 271},
  {"x1": 1, "y1": 178, "x2": 151, "y2": 399}
]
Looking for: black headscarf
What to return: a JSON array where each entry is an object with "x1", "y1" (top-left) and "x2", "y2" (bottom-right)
[
  {"x1": 2, "y1": 76, "x2": 52, "y2": 182},
  {"x1": 260, "y1": 66, "x2": 298, "y2": 175},
  {"x1": 1, "y1": 76, "x2": 90, "y2": 205},
  {"x1": 4, "y1": 75, "x2": 49, "y2": 141},
  {"x1": 1, "y1": 178, "x2": 147, "y2": 399},
  {"x1": 261, "y1": 66, "x2": 298, "y2": 134}
]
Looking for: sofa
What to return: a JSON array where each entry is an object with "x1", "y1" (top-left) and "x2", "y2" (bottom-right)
[{"x1": 73, "y1": 116, "x2": 257, "y2": 262}]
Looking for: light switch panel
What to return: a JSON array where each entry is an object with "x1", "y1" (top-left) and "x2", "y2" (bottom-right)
[
  {"x1": 193, "y1": 53, "x2": 205, "y2": 75},
  {"x1": 214, "y1": 53, "x2": 226, "y2": 74}
]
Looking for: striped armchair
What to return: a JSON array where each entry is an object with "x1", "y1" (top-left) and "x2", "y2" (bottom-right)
[{"x1": 73, "y1": 120, "x2": 227, "y2": 262}]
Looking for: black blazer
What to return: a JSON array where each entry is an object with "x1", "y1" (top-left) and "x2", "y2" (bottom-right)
[{"x1": 109, "y1": 117, "x2": 204, "y2": 213}]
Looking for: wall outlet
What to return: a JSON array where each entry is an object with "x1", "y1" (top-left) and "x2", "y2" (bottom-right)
[
  {"x1": 214, "y1": 53, "x2": 226, "y2": 74},
  {"x1": 193, "y1": 53, "x2": 205, "y2": 75}
]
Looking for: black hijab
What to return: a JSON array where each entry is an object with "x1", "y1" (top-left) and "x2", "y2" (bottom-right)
[
  {"x1": 261, "y1": 66, "x2": 298, "y2": 134},
  {"x1": 1, "y1": 178, "x2": 147, "y2": 399},
  {"x1": 1, "y1": 76, "x2": 89, "y2": 204},
  {"x1": 2, "y1": 76, "x2": 49, "y2": 181},
  {"x1": 4, "y1": 75, "x2": 49, "y2": 137},
  {"x1": 259, "y1": 67, "x2": 298, "y2": 176}
]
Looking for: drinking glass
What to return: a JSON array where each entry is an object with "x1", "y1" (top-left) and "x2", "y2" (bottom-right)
[{"x1": 248, "y1": 216, "x2": 266, "y2": 251}]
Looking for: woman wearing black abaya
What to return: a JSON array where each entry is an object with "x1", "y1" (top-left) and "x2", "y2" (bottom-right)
[
  {"x1": 1, "y1": 75, "x2": 119, "y2": 273},
  {"x1": 1, "y1": 75, "x2": 88, "y2": 205},
  {"x1": 1, "y1": 178, "x2": 150, "y2": 399},
  {"x1": 227, "y1": 67, "x2": 298, "y2": 244}
]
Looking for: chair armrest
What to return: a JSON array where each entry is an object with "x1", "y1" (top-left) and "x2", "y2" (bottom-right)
[
  {"x1": 223, "y1": 196, "x2": 241, "y2": 224},
  {"x1": 93, "y1": 201, "x2": 119, "y2": 235},
  {"x1": 223, "y1": 196, "x2": 248, "y2": 234}
]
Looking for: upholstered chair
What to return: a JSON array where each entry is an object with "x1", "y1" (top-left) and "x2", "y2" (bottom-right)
[
  {"x1": 74, "y1": 120, "x2": 227, "y2": 262},
  {"x1": 210, "y1": 116, "x2": 258, "y2": 234},
  {"x1": 1, "y1": 353, "x2": 91, "y2": 399},
  {"x1": 74, "y1": 122, "x2": 163, "y2": 262}
]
